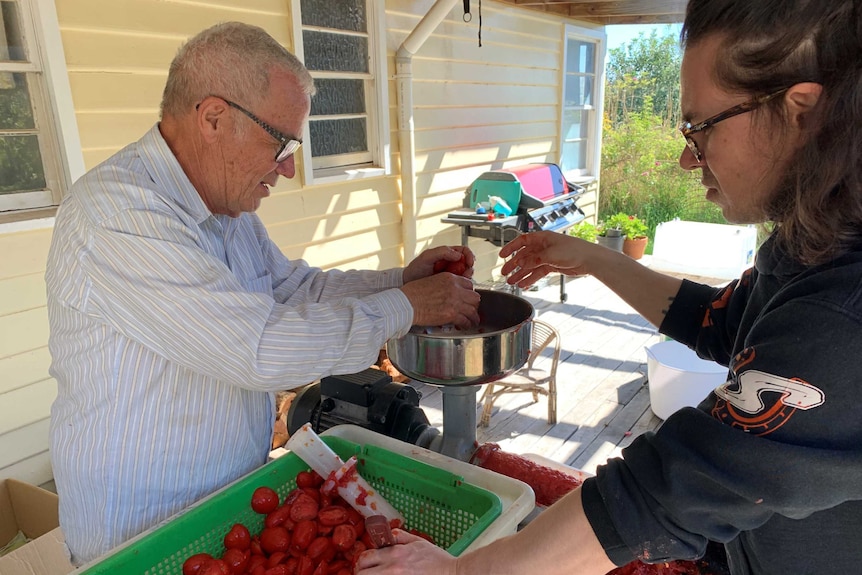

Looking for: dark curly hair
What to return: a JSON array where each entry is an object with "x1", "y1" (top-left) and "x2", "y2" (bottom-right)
[{"x1": 682, "y1": 0, "x2": 862, "y2": 265}]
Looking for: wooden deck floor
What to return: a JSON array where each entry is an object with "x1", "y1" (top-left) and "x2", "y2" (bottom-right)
[{"x1": 411, "y1": 263, "x2": 726, "y2": 475}]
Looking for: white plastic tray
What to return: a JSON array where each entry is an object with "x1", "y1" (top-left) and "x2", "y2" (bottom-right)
[{"x1": 320, "y1": 425, "x2": 535, "y2": 553}]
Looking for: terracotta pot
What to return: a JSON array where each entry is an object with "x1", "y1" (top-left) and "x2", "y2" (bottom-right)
[{"x1": 623, "y1": 236, "x2": 648, "y2": 260}]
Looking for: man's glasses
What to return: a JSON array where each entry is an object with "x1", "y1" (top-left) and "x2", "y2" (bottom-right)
[
  {"x1": 201, "y1": 96, "x2": 302, "y2": 163},
  {"x1": 679, "y1": 88, "x2": 788, "y2": 162}
]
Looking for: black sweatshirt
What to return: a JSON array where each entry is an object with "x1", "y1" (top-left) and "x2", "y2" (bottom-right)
[{"x1": 580, "y1": 235, "x2": 862, "y2": 574}]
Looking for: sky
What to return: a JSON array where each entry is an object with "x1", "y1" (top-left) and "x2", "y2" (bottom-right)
[{"x1": 605, "y1": 23, "x2": 683, "y2": 51}]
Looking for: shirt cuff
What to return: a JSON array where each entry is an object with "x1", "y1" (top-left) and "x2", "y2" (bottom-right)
[
  {"x1": 582, "y1": 477, "x2": 637, "y2": 567},
  {"x1": 659, "y1": 279, "x2": 718, "y2": 344},
  {"x1": 363, "y1": 287, "x2": 413, "y2": 338}
]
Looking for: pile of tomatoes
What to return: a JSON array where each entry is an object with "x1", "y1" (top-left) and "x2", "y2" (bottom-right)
[{"x1": 181, "y1": 469, "x2": 384, "y2": 575}]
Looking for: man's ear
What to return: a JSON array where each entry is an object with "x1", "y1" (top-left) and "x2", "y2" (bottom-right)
[
  {"x1": 196, "y1": 97, "x2": 229, "y2": 144},
  {"x1": 784, "y1": 82, "x2": 823, "y2": 129}
]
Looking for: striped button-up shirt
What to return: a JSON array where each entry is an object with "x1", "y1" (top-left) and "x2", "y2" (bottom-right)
[{"x1": 45, "y1": 124, "x2": 412, "y2": 565}]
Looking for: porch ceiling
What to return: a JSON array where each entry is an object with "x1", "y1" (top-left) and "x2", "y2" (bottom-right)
[{"x1": 495, "y1": 0, "x2": 686, "y2": 25}]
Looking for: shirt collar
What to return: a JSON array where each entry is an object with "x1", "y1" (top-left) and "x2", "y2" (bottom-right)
[{"x1": 138, "y1": 123, "x2": 213, "y2": 225}]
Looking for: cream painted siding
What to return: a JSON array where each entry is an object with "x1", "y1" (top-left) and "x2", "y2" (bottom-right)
[
  {"x1": 0, "y1": 226, "x2": 54, "y2": 484},
  {"x1": 385, "y1": 0, "x2": 600, "y2": 279}
]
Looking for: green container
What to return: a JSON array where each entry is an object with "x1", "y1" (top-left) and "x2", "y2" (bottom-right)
[{"x1": 78, "y1": 436, "x2": 501, "y2": 574}]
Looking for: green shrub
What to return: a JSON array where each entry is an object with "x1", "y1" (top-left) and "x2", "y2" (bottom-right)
[
  {"x1": 569, "y1": 221, "x2": 598, "y2": 242},
  {"x1": 599, "y1": 103, "x2": 725, "y2": 253}
]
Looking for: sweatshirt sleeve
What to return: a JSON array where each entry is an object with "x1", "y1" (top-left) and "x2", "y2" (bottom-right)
[{"x1": 660, "y1": 271, "x2": 756, "y2": 367}]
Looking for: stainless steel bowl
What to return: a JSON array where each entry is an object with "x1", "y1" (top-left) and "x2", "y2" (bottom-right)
[{"x1": 386, "y1": 289, "x2": 534, "y2": 386}]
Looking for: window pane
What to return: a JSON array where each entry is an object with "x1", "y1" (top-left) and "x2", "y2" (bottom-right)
[
  {"x1": 563, "y1": 109, "x2": 587, "y2": 140},
  {"x1": 565, "y1": 74, "x2": 593, "y2": 107},
  {"x1": 561, "y1": 141, "x2": 586, "y2": 173},
  {"x1": 566, "y1": 39, "x2": 594, "y2": 75},
  {"x1": 309, "y1": 117, "x2": 367, "y2": 157},
  {"x1": 0, "y1": 72, "x2": 36, "y2": 129},
  {"x1": 303, "y1": 31, "x2": 368, "y2": 73},
  {"x1": 311, "y1": 78, "x2": 365, "y2": 116},
  {"x1": 0, "y1": 1, "x2": 26, "y2": 62},
  {"x1": 300, "y1": 0, "x2": 366, "y2": 32},
  {"x1": 0, "y1": 134, "x2": 47, "y2": 193}
]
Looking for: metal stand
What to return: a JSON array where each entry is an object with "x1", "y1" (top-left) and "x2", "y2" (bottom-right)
[{"x1": 428, "y1": 386, "x2": 481, "y2": 462}]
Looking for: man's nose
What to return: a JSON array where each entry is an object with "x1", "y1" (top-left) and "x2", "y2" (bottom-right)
[
  {"x1": 276, "y1": 155, "x2": 296, "y2": 178},
  {"x1": 679, "y1": 144, "x2": 702, "y2": 171}
]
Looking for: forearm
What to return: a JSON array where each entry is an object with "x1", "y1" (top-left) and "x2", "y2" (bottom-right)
[
  {"x1": 455, "y1": 488, "x2": 617, "y2": 575},
  {"x1": 588, "y1": 247, "x2": 683, "y2": 328}
]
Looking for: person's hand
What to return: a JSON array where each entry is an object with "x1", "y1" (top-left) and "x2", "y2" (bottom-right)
[
  {"x1": 355, "y1": 529, "x2": 458, "y2": 575},
  {"x1": 499, "y1": 230, "x2": 597, "y2": 288},
  {"x1": 403, "y1": 246, "x2": 475, "y2": 284},
  {"x1": 400, "y1": 271, "x2": 480, "y2": 329}
]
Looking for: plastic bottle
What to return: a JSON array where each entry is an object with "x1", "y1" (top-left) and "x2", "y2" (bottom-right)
[{"x1": 488, "y1": 196, "x2": 513, "y2": 217}]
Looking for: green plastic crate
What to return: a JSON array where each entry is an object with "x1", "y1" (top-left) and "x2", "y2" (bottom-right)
[{"x1": 77, "y1": 436, "x2": 502, "y2": 574}]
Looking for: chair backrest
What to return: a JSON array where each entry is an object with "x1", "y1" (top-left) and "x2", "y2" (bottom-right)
[{"x1": 527, "y1": 319, "x2": 561, "y2": 376}]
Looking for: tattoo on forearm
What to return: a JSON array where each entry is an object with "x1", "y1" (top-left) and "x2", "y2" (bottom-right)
[{"x1": 661, "y1": 295, "x2": 675, "y2": 316}]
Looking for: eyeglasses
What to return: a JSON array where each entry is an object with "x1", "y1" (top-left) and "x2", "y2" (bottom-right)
[
  {"x1": 678, "y1": 88, "x2": 788, "y2": 162},
  {"x1": 201, "y1": 96, "x2": 302, "y2": 163}
]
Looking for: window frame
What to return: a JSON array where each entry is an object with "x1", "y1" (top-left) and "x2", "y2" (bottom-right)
[
  {"x1": 0, "y1": 0, "x2": 83, "y2": 223},
  {"x1": 289, "y1": 0, "x2": 390, "y2": 186},
  {"x1": 559, "y1": 24, "x2": 607, "y2": 181}
]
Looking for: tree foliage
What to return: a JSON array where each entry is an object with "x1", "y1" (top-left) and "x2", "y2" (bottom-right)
[
  {"x1": 605, "y1": 29, "x2": 682, "y2": 129},
  {"x1": 599, "y1": 30, "x2": 724, "y2": 250}
]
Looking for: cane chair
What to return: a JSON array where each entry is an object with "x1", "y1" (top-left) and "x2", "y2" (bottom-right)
[{"x1": 479, "y1": 319, "x2": 561, "y2": 426}]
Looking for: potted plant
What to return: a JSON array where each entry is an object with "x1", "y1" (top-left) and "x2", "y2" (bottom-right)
[
  {"x1": 620, "y1": 214, "x2": 649, "y2": 260},
  {"x1": 568, "y1": 221, "x2": 598, "y2": 243},
  {"x1": 596, "y1": 213, "x2": 628, "y2": 252}
]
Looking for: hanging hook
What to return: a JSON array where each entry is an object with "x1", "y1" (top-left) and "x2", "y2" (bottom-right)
[{"x1": 463, "y1": 0, "x2": 472, "y2": 22}]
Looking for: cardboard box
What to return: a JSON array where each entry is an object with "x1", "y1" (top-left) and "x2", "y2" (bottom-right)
[{"x1": 0, "y1": 479, "x2": 73, "y2": 575}]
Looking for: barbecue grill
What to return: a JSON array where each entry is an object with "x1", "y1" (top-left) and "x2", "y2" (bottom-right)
[{"x1": 443, "y1": 163, "x2": 586, "y2": 302}]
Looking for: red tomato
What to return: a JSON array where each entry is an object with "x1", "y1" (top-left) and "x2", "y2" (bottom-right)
[
  {"x1": 295, "y1": 470, "x2": 316, "y2": 489},
  {"x1": 317, "y1": 506, "x2": 348, "y2": 527},
  {"x1": 289, "y1": 493, "x2": 319, "y2": 523},
  {"x1": 445, "y1": 260, "x2": 468, "y2": 276},
  {"x1": 252, "y1": 486, "x2": 280, "y2": 514},
  {"x1": 260, "y1": 526, "x2": 291, "y2": 554},
  {"x1": 306, "y1": 536, "x2": 333, "y2": 561},
  {"x1": 267, "y1": 552, "x2": 288, "y2": 568},
  {"x1": 221, "y1": 548, "x2": 249, "y2": 575},
  {"x1": 297, "y1": 556, "x2": 314, "y2": 575},
  {"x1": 264, "y1": 565, "x2": 290, "y2": 575},
  {"x1": 332, "y1": 524, "x2": 357, "y2": 552},
  {"x1": 182, "y1": 553, "x2": 214, "y2": 575},
  {"x1": 250, "y1": 536, "x2": 265, "y2": 556},
  {"x1": 199, "y1": 560, "x2": 230, "y2": 575},
  {"x1": 223, "y1": 523, "x2": 251, "y2": 551},
  {"x1": 433, "y1": 254, "x2": 467, "y2": 276},
  {"x1": 291, "y1": 520, "x2": 317, "y2": 551},
  {"x1": 265, "y1": 505, "x2": 293, "y2": 528},
  {"x1": 247, "y1": 555, "x2": 267, "y2": 573}
]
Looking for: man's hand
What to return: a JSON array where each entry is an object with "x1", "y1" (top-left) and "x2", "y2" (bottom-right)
[
  {"x1": 400, "y1": 272, "x2": 480, "y2": 329},
  {"x1": 404, "y1": 246, "x2": 475, "y2": 284},
  {"x1": 499, "y1": 231, "x2": 595, "y2": 288},
  {"x1": 355, "y1": 529, "x2": 458, "y2": 575}
]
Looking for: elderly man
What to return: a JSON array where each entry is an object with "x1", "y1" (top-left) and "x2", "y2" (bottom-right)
[{"x1": 45, "y1": 22, "x2": 479, "y2": 565}]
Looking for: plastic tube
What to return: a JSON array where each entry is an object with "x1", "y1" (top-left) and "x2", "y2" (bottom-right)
[{"x1": 286, "y1": 424, "x2": 405, "y2": 526}]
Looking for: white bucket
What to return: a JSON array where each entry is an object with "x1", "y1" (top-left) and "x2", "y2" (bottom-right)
[{"x1": 645, "y1": 340, "x2": 727, "y2": 419}]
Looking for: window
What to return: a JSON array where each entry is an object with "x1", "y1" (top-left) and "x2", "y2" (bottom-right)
[
  {"x1": 0, "y1": 0, "x2": 75, "y2": 216},
  {"x1": 291, "y1": 0, "x2": 390, "y2": 183},
  {"x1": 560, "y1": 25, "x2": 606, "y2": 179}
]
